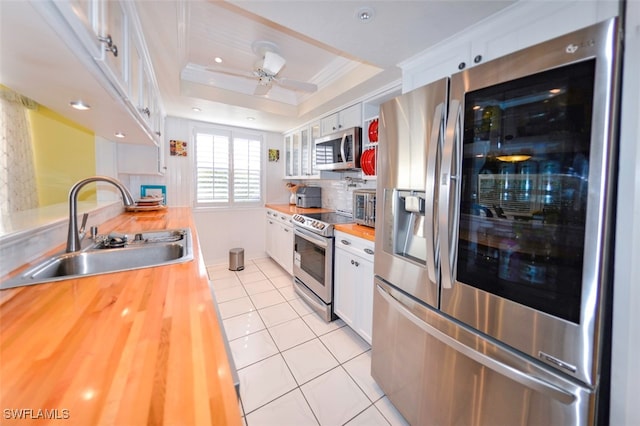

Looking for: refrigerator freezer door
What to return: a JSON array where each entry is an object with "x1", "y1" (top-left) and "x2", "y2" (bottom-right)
[
  {"x1": 371, "y1": 277, "x2": 595, "y2": 426},
  {"x1": 375, "y1": 78, "x2": 448, "y2": 309}
]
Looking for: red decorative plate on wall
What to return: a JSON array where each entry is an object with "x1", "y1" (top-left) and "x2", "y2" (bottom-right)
[{"x1": 368, "y1": 119, "x2": 378, "y2": 143}]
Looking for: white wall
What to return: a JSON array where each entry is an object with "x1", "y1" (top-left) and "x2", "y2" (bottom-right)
[
  {"x1": 610, "y1": 1, "x2": 640, "y2": 424},
  {"x1": 122, "y1": 116, "x2": 287, "y2": 265}
]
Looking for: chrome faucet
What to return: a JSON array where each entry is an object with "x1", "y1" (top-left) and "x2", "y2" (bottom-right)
[{"x1": 66, "y1": 176, "x2": 135, "y2": 253}]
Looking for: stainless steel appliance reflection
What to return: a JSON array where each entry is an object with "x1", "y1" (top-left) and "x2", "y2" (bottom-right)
[
  {"x1": 373, "y1": 18, "x2": 620, "y2": 426},
  {"x1": 292, "y1": 211, "x2": 354, "y2": 321},
  {"x1": 353, "y1": 189, "x2": 376, "y2": 228}
]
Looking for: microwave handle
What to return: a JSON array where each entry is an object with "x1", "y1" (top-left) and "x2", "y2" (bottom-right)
[{"x1": 340, "y1": 132, "x2": 347, "y2": 163}]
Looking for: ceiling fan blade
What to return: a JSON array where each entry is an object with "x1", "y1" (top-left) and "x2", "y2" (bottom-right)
[
  {"x1": 262, "y1": 51, "x2": 286, "y2": 75},
  {"x1": 205, "y1": 66, "x2": 255, "y2": 80},
  {"x1": 254, "y1": 84, "x2": 271, "y2": 96},
  {"x1": 275, "y1": 77, "x2": 318, "y2": 93}
]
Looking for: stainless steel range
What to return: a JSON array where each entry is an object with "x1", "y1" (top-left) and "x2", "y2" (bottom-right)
[{"x1": 292, "y1": 211, "x2": 353, "y2": 321}]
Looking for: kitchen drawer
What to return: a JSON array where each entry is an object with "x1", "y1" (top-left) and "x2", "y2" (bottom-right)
[
  {"x1": 266, "y1": 208, "x2": 293, "y2": 226},
  {"x1": 335, "y1": 230, "x2": 374, "y2": 260}
]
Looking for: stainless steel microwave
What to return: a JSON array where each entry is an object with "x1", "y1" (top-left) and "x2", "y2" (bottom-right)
[{"x1": 314, "y1": 127, "x2": 362, "y2": 171}]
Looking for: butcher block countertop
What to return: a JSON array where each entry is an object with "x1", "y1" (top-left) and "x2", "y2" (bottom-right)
[
  {"x1": 265, "y1": 203, "x2": 333, "y2": 215},
  {"x1": 334, "y1": 224, "x2": 376, "y2": 242},
  {"x1": 0, "y1": 207, "x2": 241, "y2": 426}
]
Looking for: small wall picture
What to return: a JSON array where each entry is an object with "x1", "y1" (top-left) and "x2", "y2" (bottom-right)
[
  {"x1": 170, "y1": 140, "x2": 187, "y2": 156},
  {"x1": 268, "y1": 148, "x2": 280, "y2": 162}
]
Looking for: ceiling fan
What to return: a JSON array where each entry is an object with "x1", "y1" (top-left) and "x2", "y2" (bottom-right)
[{"x1": 207, "y1": 41, "x2": 318, "y2": 96}]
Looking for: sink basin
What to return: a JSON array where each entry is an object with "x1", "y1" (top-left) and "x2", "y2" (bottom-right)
[{"x1": 1, "y1": 228, "x2": 194, "y2": 290}]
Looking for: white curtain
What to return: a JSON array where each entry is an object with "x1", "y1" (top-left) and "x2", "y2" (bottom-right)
[{"x1": 0, "y1": 88, "x2": 39, "y2": 215}]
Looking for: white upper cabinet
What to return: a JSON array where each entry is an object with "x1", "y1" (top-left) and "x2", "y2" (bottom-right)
[
  {"x1": 284, "y1": 123, "x2": 320, "y2": 179},
  {"x1": 51, "y1": 0, "x2": 103, "y2": 59},
  {"x1": 402, "y1": 1, "x2": 619, "y2": 92},
  {"x1": 99, "y1": 0, "x2": 127, "y2": 92},
  {"x1": 49, "y1": 0, "x2": 164, "y2": 146},
  {"x1": 320, "y1": 103, "x2": 362, "y2": 136}
]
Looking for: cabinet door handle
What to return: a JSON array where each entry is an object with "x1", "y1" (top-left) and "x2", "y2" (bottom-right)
[
  {"x1": 284, "y1": 228, "x2": 289, "y2": 233},
  {"x1": 341, "y1": 239, "x2": 351, "y2": 245},
  {"x1": 98, "y1": 34, "x2": 118, "y2": 57}
]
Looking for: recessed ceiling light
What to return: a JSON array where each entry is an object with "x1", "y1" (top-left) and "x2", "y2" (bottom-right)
[
  {"x1": 356, "y1": 6, "x2": 375, "y2": 22},
  {"x1": 192, "y1": 107, "x2": 201, "y2": 112},
  {"x1": 70, "y1": 100, "x2": 91, "y2": 110},
  {"x1": 214, "y1": 57, "x2": 223, "y2": 64},
  {"x1": 115, "y1": 132, "x2": 126, "y2": 138},
  {"x1": 246, "y1": 117, "x2": 255, "y2": 121}
]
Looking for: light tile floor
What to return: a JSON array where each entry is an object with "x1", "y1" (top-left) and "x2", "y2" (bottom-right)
[{"x1": 207, "y1": 258, "x2": 410, "y2": 426}]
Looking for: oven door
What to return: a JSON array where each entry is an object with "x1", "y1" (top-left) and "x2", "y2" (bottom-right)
[{"x1": 293, "y1": 227, "x2": 334, "y2": 303}]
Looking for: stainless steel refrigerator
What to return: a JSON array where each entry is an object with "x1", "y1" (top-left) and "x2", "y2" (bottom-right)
[{"x1": 372, "y1": 17, "x2": 620, "y2": 425}]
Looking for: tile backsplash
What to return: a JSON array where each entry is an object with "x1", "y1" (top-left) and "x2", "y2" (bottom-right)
[{"x1": 301, "y1": 177, "x2": 376, "y2": 214}]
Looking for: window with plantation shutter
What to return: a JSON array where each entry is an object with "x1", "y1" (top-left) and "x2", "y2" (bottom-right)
[{"x1": 194, "y1": 126, "x2": 263, "y2": 208}]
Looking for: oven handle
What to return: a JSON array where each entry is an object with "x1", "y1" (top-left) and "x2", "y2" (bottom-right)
[{"x1": 294, "y1": 227, "x2": 329, "y2": 248}]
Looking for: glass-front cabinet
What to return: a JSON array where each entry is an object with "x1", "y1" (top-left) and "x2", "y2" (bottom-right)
[{"x1": 284, "y1": 122, "x2": 320, "y2": 179}]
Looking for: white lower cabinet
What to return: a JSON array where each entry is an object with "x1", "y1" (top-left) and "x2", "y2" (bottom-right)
[
  {"x1": 334, "y1": 230, "x2": 374, "y2": 344},
  {"x1": 265, "y1": 209, "x2": 294, "y2": 275}
]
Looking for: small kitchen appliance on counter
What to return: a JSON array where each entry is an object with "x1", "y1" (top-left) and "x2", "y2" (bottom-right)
[
  {"x1": 296, "y1": 186, "x2": 322, "y2": 208},
  {"x1": 353, "y1": 189, "x2": 376, "y2": 228}
]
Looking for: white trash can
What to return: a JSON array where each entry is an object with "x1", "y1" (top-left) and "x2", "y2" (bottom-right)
[{"x1": 229, "y1": 248, "x2": 244, "y2": 271}]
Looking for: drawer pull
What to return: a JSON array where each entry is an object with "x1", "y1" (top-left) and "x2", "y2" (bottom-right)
[
  {"x1": 364, "y1": 248, "x2": 374, "y2": 255},
  {"x1": 341, "y1": 239, "x2": 351, "y2": 245}
]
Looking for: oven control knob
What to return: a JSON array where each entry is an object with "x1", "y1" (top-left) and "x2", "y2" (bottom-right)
[{"x1": 318, "y1": 223, "x2": 325, "y2": 230}]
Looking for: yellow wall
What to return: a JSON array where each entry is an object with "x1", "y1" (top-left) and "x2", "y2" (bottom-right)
[{"x1": 28, "y1": 106, "x2": 96, "y2": 206}]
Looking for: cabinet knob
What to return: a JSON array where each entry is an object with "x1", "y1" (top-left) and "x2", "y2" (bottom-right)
[
  {"x1": 140, "y1": 107, "x2": 151, "y2": 118},
  {"x1": 98, "y1": 34, "x2": 118, "y2": 57},
  {"x1": 458, "y1": 62, "x2": 466, "y2": 70},
  {"x1": 474, "y1": 55, "x2": 483, "y2": 64}
]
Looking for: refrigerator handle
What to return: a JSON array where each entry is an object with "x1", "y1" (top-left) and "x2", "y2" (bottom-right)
[
  {"x1": 375, "y1": 281, "x2": 577, "y2": 404},
  {"x1": 424, "y1": 102, "x2": 445, "y2": 285},
  {"x1": 439, "y1": 99, "x2": 462, "y2": 289}
]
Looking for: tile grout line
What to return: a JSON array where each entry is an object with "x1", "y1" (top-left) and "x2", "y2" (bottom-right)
[{"x1": 210, "y1": 259, "x2": 390, "y2": 425}]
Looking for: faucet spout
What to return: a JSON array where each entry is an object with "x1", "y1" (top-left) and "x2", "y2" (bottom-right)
[{"x1": 66, "y1": 176, "x2": 135, "y2": 253}]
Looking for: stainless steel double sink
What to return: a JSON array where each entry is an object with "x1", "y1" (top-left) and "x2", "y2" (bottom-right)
[{"x1": 1, "y1": 228, "x2": 193, "y2": 290}]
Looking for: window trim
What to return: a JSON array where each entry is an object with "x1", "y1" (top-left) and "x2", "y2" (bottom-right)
[{"x1": 192, "y1": 123, "x2": 265, "y2": 209}]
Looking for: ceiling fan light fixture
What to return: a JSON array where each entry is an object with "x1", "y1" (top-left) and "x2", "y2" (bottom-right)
[{"x1": 262, "y1": 51, "x2": 286, "y2": 75}]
